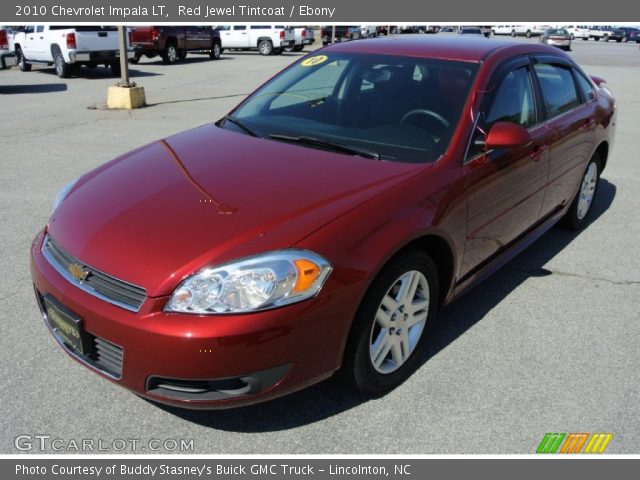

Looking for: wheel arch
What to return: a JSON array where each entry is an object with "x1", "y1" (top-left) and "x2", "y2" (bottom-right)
[{"x1": 594, "y1": 141, "x2": 609, "y2": 172}]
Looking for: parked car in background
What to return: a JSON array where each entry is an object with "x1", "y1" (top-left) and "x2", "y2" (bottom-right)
[
  {"x1": 619, "y1": 27, "x2": 640, "y2": 43},
  {"x1": 513, "y1": 25, "x2": 553, "y2": 37},
  {"x1": 562, "y1": 25, "x2": 590, "y2": 40},
  {"x1": 0, "y1": 25, "x2": 15, "y2": 69},
  {"x1": 286, "y1": 27, "x2": 314, "y2": 52},
  {"x1": 492, "y1": 25, "x2": 517, "y2": 36},
  {"x1": 129, "y1": 26, "x2": 221, "y2": 64},
  {"x1": 589, "y1": 26, "x2": 624, "y2": 42},
  {"x1": 541, "y1": 28, "x2": 572, "y2": 50},
  {"x1": 321, "y1": 25, "x2": 360, "y2": 45},
  {"x1": 30, "y1": 37, "x2": 616, "y2": 409},
  {"x1": 359, "y1": 25, "x2": 378, "y2": 38},
  {"x1": 439, "y1": 26, "x2": 457, "y2": 33},
  {"x1": 459, "y1": 27, "x2": 484, "y2": 36},
  {"x1": 13, "y1": 25, "x2": 132, "y2": 78},
  {"x1": 215, "y1": 25, "x2": 294, "y2": 55}
]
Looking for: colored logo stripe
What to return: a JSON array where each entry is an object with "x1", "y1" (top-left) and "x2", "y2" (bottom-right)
[
  {"x1": 559, "y1": 433, "x2": 589, "y2": 453},
  {"x1": 537, "y1": 433, "x2": 565, "y2": 453},
  {"x1": 584, "y1": 433, "x2": 613, "y2": 454}
]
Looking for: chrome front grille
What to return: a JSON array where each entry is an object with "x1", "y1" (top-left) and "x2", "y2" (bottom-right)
[{"x1": 42, "y1": 234, "x2": 147, "y2": 312}]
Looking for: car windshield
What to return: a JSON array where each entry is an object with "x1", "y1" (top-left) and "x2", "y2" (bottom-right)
[{"x1": 222, "y1": 52, "x2": 478, "y2": 163}]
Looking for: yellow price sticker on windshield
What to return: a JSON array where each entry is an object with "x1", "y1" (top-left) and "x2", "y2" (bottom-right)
[{"x1": 301, "y1": 55, "x2": 328, "y2": 67}]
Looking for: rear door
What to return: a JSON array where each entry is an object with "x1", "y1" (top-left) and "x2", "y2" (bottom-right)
[
  {"x1": 29, "y1": 25, "x2": 47, "y2": 60},
  {"x1": 462, "y1": 58, "x2": 554, "y2": 275},
  {"x1": 532, "y1": 58, "x2": 598, "y2": 215},
  {"x1": 229, "y1": 25, "x2": 250, "y2": 48}
]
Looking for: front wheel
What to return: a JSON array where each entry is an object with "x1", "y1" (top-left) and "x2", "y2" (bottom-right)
[
  {"x1": 563, "y1": 154, "x2": 601, "y2": 230},
  {"x1": 526, "y1": 30, "x2": 532, "y2": 38},
  {"x1": 341, "y1": 250, "x2": 439, "y2": 394},
  {"x1": 210, "y1": 42, "x2": 221, "y2": 59}
]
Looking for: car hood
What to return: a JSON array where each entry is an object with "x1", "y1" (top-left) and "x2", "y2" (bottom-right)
[{"x1": 49, "y1": 124, "x2": 422, "y2": 297}]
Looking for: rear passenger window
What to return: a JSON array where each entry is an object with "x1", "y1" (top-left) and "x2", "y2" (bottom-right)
[
  {"x1": 534, "y1": 64, "x2": 579, "y2": 118},
  {"x1": 575, "y1": 70, "x2": 596, "y2": 102},
  {"x1": 233, "y1": 26, "x2": 247, "y2": 31}
]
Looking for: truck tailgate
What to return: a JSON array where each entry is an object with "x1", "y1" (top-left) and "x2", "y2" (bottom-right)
[{"x1": 72, "y1": 26, "x2": 120, "y2": 51}]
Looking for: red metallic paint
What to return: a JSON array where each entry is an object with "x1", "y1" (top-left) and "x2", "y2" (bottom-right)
[{"x1": 30, "y1": 37, "x2": 616, "y2": 408}]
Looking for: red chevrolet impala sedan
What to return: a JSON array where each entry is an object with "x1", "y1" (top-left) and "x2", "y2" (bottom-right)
[{"x1": 30, "y1": 37, "x2": 616, "y2": 409}]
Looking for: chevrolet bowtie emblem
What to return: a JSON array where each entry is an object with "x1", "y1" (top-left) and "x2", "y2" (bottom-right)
[{"x1": 68, "y1": 263, "x2": 89, "y2": 282}]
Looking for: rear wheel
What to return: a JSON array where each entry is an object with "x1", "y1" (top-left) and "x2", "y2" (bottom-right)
[
  {"x1": 511, "y1": 30, "x2": 516, "y2": 37},
  {"x1": 129, "y1": 52, "x2": 141, "y2": 64},
  {"x1": 341, "y1": 250, "x2": 439, "y2": 394},
  {"x1": 109, "y1": 61, "x2": 121, "y2": 77},
  {"x1": 53, "y1": 48, "x2": 71, "y2": 78},
  {"x1": 162, "y1": 43, "x2": 178, "y2": 64},
  {"x1": 563, "y1": 154, "x2": 601, "y2": 230},
  {"x1": 258, "y1": 40, "x2": 273, "y2": 56},
  {"x1": 526, "y1": 30, "x2": 532, "y2": 38},
  {"x1": 15, "y1": 47, "x2": 32, "y2": 72}
]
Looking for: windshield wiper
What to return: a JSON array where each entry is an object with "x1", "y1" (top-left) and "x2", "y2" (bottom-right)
[
  {"x1": 219, "y1": 116, "x2": 260, "y2": 137},
  {"x1": 269, "y1": 134, "x2": 381, "y2": 160}
]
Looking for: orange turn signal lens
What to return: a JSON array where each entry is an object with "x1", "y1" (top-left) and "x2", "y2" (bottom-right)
[{"x1": 293, "y1": 259, "x2": 321, "y2": 293}]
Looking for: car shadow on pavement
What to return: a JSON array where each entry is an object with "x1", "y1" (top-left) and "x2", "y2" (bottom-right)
[
  {"x1": 153, "y1": 179, "x2": 616, "y2": 432},
  {"x1": 0, "y1": 83, "x2": 68, "y2": 94},
  {"x1": 137, "y1": 56, "x2": 234, "y2": 66},
  {"x1": 34, "y1": 67, "x2": 162, "y2": 79}
]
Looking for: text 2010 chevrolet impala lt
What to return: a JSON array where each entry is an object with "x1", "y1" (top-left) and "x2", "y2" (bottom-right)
[{"x1": 30, "y1": 38, "x2": 616, "y2": 409}]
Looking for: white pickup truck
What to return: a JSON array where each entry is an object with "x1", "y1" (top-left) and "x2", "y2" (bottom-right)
[
  {"x1": 215, "y1": 25, "x2": 294, "y2": 55},
  {"x1": 13, "y1": 25, "x2": 132, "y2": 78},
  {"x1": 287, "y1": 27, "x2": 315, "y2": 52}
]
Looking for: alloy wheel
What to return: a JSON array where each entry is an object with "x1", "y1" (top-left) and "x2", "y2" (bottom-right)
[
  {"x1": 577, "y1": 162, "x2": 598, "y2": 220},
  {"x1": 369, "y1": 270, "x2": 429, "y2": 374}
]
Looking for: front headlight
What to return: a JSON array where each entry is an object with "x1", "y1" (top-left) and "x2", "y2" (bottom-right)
[
  {"x1": 52, "y1": 179, "x2": 78, "y2": 213},
  {"x1": 165, "y1": 250, "x2": 332, "y2": 314}
]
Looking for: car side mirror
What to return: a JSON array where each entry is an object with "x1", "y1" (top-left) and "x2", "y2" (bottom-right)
[{"x1": 485, "y1": 122, "x2": 533, "y2": 150}]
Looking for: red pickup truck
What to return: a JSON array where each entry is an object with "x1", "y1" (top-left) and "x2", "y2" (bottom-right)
[{"x1": 129, "y1": 26, "x2": 221, "y2": 64}]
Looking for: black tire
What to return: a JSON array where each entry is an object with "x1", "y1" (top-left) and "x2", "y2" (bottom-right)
[
  {"x1": 177, "y1": 49, "x2": 187, "y2": 60},
  {"x1": 526, "y1": 30, "x2": 532, "y2": 38},
  {"x1": 53, "y1": 48, "x2": 71, "y2": 78},
  {"x1": 292, "y1": 45, "x2": 304, "y2": 52},
  {"x1": 511, "y1": 30, "x2": 516, "y2": 37},
  {"x1": 563, "y1": 154, "x2": 601, "y2": 230},
  {"x1": 129, "y1": 53, "x2": 141, "y2": 64},
  {"x1": 570, "y1": 34, "x2": 575, "y2": 40},
  {"x1": 15, "y1": 47, "x2": 32, "y2": 72},
  {"x1": 109, "y1": 61, "x2": 121, "y2": 77},
  {"x1": 258, "y1": 40, "x2": 273, "y2": 56},
  {"x1": 340, "y1": 250, "x2": 439, "y2": 394},
  {"x1": 162, "y1": 43, "x2": 178, "y2": 64},
  {"x1": 209, "y1": 41, "x2": 221, "y2": 60},
  {"x1": 273, "y1": 48, "x2": 283, "y2": 55},
  {"x1": 604, "y1": 35, "x2": 610, "y2": 42}
]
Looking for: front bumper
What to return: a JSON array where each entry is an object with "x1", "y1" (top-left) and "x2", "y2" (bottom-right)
[{"x1": 30, "y1": 229, "x2": 349, "y2": 409}]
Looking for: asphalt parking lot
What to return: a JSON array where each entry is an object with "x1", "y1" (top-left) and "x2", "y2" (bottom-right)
[{"x1": 1, "y1": 34, "x2": 638, "y2": 454}]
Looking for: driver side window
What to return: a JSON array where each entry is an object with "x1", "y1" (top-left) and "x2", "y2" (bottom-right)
[
  {"x1": 485, "y1": 67, "x2": 536, "y2": 128},
  {"x1": 467, "y1": 66, "x2": 536, "y2": 159}
]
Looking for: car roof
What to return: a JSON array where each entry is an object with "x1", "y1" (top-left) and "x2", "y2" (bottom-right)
[{"x1": 322, "y1": 36, "x2": 560, "y2": 63}]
